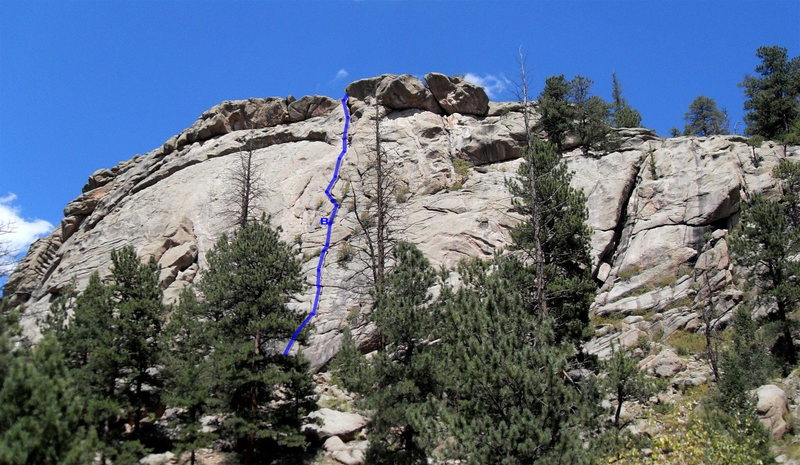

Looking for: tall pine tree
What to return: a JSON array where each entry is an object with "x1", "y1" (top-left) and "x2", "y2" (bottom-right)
[
  {"x1": 730, "y1": 162, "x2": 800, "y2": 374},
  {"x1": 109, "y1": 246, "x2": 167, "y2": 436},
  {"x1": 535, "y1": 75, "x2": 574, "y2": 150},
  {"x1": 430, "y1": 256, "x2": 602, "y2": 465},
  {"x1": 0, "y1": 335, "x2": 97, "y2": 465},
  {"x1": 505, "y1": 138, "x2": 595, "y2": 347},
  {"x1": 683, "y1": 96, "x2": 729, "y2": 136},
  {"x1": 741, "y1": 45, "x2": 800, "y2": 140},
  {"x1": 161, "y1": 288, "x2": 216, "y2": 465},
  {"x1": 610, "y1": 73, "x2": 642, "y2": 128},
  {"x1": 361, "y1": 242, "x2": 439, "y2": 465},
  {"x1": 198, "y1": 218, "x2": 316, "y2": 464}
]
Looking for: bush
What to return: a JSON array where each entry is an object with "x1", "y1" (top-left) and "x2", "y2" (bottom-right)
[
  {"x1": 605, "y1": 407, "x2": 772, "y2": 464},
  {"x1": 453, "y1": 158, "x2": 474, "y2": 179},
  {"x1": 337, "y1": 243, "x2": 354, "y2": 265}
]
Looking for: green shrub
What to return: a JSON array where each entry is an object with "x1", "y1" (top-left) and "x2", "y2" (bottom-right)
[
  {"x1": 605, "y1": 402, "x2": 772, "y2": 464},
  {"x1": 337, "y1": 243, "x2": 354, "y2": 265},
  {"x1": 453, "y1": 158, "x2": 474, "y2": 179}
]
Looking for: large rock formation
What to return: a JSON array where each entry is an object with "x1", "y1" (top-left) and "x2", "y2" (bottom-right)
[{"x1": 5, "y1": 74, "x2": 799, "y2": 370}]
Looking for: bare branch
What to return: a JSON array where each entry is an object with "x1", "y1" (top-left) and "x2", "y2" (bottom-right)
[
  {"x1": 220, "y1": 135, "x2": 266, "y2": 229},
  {"x1": 0, "y1": 220, "x2": 16, "y2": 278}
]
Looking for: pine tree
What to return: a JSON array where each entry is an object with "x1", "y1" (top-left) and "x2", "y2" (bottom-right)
[
  {"x1": 535, "y1": 74, "x2": 574, "y2": 150},
  {"x1": 729, "y1": 163, "x2": 800, "y2": 374},
  {"x1": 683, "y1": 96, "x2": 729, "y2": 136},
  {"x1": 505, "y1": 138, "x2": 595, "y2": 346},
  {"x1": 717, "y1": 306, "x2": 775, "y2": 411},
  {"x1": 431, "y1": 257, "x2": 601, "y2": 465},
  {"x1": 55, "y1": 254, "x2": 162, "y2": 463},
  {"x1": 362, "y1": 242, "x2": 439, "y2": 465},
  {"x1": 0, "y1": 299, "x2": 20, "y2": 386},
  {"x1": 57, "y1": 272, "x2": 126, "y2": 463},
  {"x1": 0, "y1": 335, "x2": 97, "y2": 465},
  {"x1": 198, "y1": 218, "x2": 316, "y2": 464},
  {"x1": 331, "y1": 327, "x2": 372, "y2": 395},
  {"x1": 741, "y1": 45, "x2": 800, "y2": 140},
  {"x1": 602, "y1": 342, "x2": 653, "y2": 428},
  {"x1": 610, "y1": 73, "x2": 642, "y2": 128},
  {"x1": 746, "y1": 135, "x2": 765, "y2": 167},
  {"x1": 569, "y1": 75, "x2": 616, "y2": 153},
  {"x1": 109, "y1": 246, "x2": 167, "y2": 436},
  {"x1": 161, "y1": 288, "x2": 215, "y2": 465}
]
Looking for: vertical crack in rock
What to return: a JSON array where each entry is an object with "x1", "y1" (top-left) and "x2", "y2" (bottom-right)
[{"x1": 598, "y1": 154, "x2": 645, "y2": 279}]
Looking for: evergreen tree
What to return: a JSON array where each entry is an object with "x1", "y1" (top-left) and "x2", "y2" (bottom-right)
[
  {"x1": 729, "y1": 163, "x2": 800, "y2": 374},
  {"x1": 746, "y1": 135, "x2": 765, "y2": 167},
  {"x1": 505, "y1": 138, "x2": 595, "y2": 346},
  {"x1": 198, "y1": 218, "x2": 316, "y2": 465},
  {"x1": 718, "y1": 306, "x2": 775, "y2": 411},
  {"x1": 610, "y1": 73, "x2": 642, "y2": 128},
  {"x1": 331, "y1": 327, "x2": 372, "y2": 395},
  {"x1": 109, "y1": 246, "x2": 167, "y2": 436},
  {"x1": 361, "y1": 242, "x2": 439, "y2": 465},
  {"x1": 669, "y1": 127, "x2": 681, "y2": 137},
  {"x1": 683, "y1": 96, "x2": 729, "y2": 136},
  {"x1": 57, "y1": 272, "x2": 126, "y2": 463},
  {"x1": 569, "y1": 75, "x2": 616, "y2": 153},
  {"x1": 741, "y1": 45, "x2": 800, "y2": 140},
  {"x1": 602, "y1": 342, "x2": 653, "y2": 428},
  {"x1": 774, "y1": 160, "x2": 800, "y2": 227},
  {"x1": 161, "y1": 288, "x2": 215, "y2": 465},
  {"x1": 0, "y1": 299, "x2": 20, "y2": 386},
  {"x1": 535, "y1": 74, "x2": 574, "y2": 150},
  {"x1": 0, "y1": 335, "x2": 97, "y2": 465},
  {"x1": 431, "y1": 257, "x2": 601, "y2": 465}
]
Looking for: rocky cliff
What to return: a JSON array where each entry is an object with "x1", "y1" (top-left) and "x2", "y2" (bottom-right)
[{"x1": 5, "y1": 73, "x2": 799, "y2": 369}]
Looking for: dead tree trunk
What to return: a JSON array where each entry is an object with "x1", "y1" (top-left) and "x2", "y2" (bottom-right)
[
  {"x1": 223, "y1": 136, "x2": 265, "y2": 230},
  {"x1": 349, "y1": 97, "x2": 399, "y2": 294},
  {"x1": 517, "y1": 48, "x2": 548, "y2": 317}
]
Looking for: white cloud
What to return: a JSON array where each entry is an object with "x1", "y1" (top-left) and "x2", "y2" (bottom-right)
[
  {"x1": 463, "y1": 73, "x2": 513, "y2": 100},
  {"x1": 334, "y1": 69, "x2": 349, "y2": 81},
  {"x1": 0, "y1": 193, "x2": 53, "y2": 259}
]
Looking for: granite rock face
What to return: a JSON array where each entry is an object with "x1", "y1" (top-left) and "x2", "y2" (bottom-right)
[
  {"x1": 425, "y1": 72, "x2": 490, "y2": 116},
  {"x1": 5, "y1": 73, "x2": 799, "y2": 370}
]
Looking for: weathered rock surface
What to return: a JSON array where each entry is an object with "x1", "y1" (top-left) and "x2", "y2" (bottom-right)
[
  {"x1": 304, "y1": 408, "x2": 368, "y2": 442},
  {"x1": 4, "y1": 73, "x2": 799, "y2": 370},
  {"x1": 346, "y1": 74, "x2": 441, "y2": 114},
  {"x1": 425, "y1": 72, "x2": 489, "y2": 116},
  {"x1": 638, "y1": 348, "x2": 686, "y2": 378},
  {"x1": 756, "y1": 384, "x2": 791, "y2": 439}
]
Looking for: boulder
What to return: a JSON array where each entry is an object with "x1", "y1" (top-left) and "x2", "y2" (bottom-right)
[
  {"x1": 638, "y1": 348, "x2": 686, "y2": 377},
  {"x1": 139, "y1": 452, "x2": 174, "y2": 465},
  {"x1": 324, "y1": 435, "x2": 347, "y2": 452},
  {"x1": 332, "y1": 448, "x2": 366, "y2": 465},
  {"x1": 425, "y1": 72, "x2": 489, "y2": 116},
  {"x1": 288, "y1": 95, "x2": 339, "y2": 122},
  {"x1": 158, "y1": 243, "x2": 198, "y2": 270},
  {"x1": 304, "y1": 408, "x2": 368, "y2": 441},
  {"x1": 82, "y1": 168, "x2": 116, "y2": 192},
  {"x1": 756, "y1": 384, "x2": 791, "y2": 439},
  {"x1": 346, "y1": 74, "x2": 442, "y2": 113}
]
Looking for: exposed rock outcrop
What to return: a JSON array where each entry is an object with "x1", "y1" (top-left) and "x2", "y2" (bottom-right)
[
  {"x1": 425, "y1": 72, "x2": 489, "y2": 116},
  {"x1": 756, "y1": 384, "x2": 791, "y2": 439},
  {"x1": 4, "y1": 73, "x2": 799, "y2": 371}
]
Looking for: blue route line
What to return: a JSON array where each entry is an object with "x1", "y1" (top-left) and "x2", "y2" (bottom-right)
[{"x1": 284, "y1": 94, "x2": 351, "y2": 356}]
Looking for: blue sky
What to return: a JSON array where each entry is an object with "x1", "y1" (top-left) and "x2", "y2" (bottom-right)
[{"x1": 0, "y1": 0, "x2": 798, "y2": 284}]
